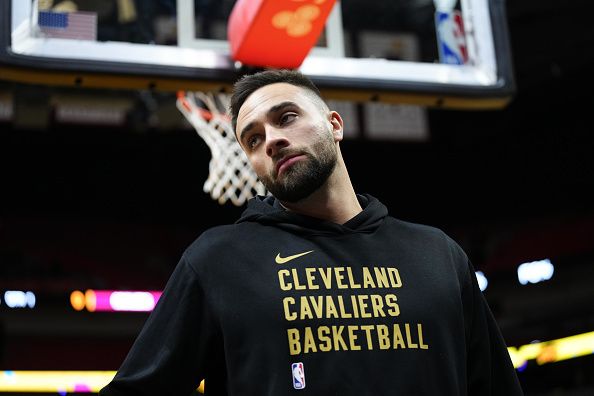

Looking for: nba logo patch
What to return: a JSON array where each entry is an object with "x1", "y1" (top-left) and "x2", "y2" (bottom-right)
[{"x1": 291, "y1": 362, "x2": 306, "y2": 390}]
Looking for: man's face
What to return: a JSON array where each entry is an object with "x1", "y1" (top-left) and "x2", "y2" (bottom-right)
[{"x1": 236, "y1": 83, "x2": 342, "y2": 202}]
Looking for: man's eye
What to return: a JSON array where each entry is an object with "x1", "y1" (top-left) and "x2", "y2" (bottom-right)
[
  {"x1": 247, "y1": 135, "x2": 261, "y2": 149},
  {"x1": 280, "y1": 113, "x2": 297, "y2": 125}
]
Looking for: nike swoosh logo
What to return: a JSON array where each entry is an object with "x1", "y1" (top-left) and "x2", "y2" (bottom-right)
[{"x1": 275, "y1": 250, "x2": 314, "y2": 264}]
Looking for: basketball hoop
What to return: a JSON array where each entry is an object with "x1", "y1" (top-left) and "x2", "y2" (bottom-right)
[{"x1": 176, "y1": 91, "x2": 266, "y2": 206}]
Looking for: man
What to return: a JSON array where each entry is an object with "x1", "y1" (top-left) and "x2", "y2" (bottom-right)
[{"x1": 100, "y1": 70, "x2": 523, "y2": 395}]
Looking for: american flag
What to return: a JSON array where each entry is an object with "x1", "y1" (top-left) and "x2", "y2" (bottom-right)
[{"x1": 38, "y1": 11, "x2": 97, "y2": 41}]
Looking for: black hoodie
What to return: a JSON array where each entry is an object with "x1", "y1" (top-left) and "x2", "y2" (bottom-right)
[{"x1": 100, "y1": 194, "x2": 523, "y2": 396}]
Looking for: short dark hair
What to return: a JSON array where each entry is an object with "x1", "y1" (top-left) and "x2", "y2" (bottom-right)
[{"x1": 230, "y1": 69, "x2": 323, "y2": 134}]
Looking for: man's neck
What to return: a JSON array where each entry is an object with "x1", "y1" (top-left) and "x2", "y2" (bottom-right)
[{"x1": 279, "y1": 161, "x2": 362, "y2": 224}]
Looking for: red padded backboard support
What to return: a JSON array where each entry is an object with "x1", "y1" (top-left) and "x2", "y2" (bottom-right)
[{"x1": 228, "y1": 0, "x2": 337, "y2": 69}]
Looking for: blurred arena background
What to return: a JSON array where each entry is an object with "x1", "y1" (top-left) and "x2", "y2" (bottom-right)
[{"x1": 1, "y1": 0, "x2": 594, "y2": 395}]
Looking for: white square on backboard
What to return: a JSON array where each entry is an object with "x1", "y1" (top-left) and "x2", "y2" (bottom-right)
[
  {"x1": 358, "y1": 31, "x2": 421, "y2": 62},
  {"x1": 0, "y1": 92, "x2": 13, "y2": 121},
  {"x1": 364, "y1": 103, "x2": 429, "y2": 142},
  {"x1": 359, "y1": 31, "x2": 428, "y2": 141}
]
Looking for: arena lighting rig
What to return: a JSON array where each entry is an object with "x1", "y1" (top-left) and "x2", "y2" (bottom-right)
[{"x1": 69, "y1": 289, "x2": 162, "y2": 312}]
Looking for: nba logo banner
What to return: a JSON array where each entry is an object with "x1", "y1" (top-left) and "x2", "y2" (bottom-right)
[
  {"x1": 435, "y1": 10, "x2": 468, "y2": 65},
  {"x1": 291, "y1": 362, "x2": 306, "y2": 390}
]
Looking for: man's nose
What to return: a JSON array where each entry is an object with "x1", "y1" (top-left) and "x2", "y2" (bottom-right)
[{"x1": 265, "y1": 126, "x2": 290, "y2": 157}]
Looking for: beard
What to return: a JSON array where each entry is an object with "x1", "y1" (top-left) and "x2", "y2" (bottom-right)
[{"x1": 260, "y1": 128, "x2": 337, "y2": 203}]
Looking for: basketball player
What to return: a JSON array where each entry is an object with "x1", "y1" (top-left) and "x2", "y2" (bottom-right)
[{"x1": 100, "y1": 70, "x2": 523, "y2": 395}]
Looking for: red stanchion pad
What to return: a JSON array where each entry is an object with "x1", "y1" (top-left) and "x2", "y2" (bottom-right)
[{"x1": 228, "y1": 0, "x2": 337, "y2": 69}]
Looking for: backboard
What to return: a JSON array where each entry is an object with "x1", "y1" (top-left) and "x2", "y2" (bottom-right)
[{"x1": 0, "y1": 0, "x2": 514, "y2": 109}]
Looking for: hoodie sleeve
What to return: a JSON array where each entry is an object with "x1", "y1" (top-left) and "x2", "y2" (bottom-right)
[
  {"x1": 463, "y1": 256, "x2": 524, "y2": 395},
  {"x1": 99, "y1": 254, "x2": 221, "y2": 396}
]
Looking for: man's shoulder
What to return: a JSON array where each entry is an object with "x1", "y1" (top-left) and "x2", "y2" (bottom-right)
[
  {"x1": 386, "y1": 216, "x2": 449, "y2": 239},
  {"x1": 184, "y1": 223, "x2": 246, "y2": 253},
  {"x1": 385, "y1": 216, "x2": 465, "y2": 253},
  {"x1": 384, "y1": 217, "x2": 470, "y2": 275},
  {"x1": 180, "y1": 222, "x2": 258, "y2": 266}
]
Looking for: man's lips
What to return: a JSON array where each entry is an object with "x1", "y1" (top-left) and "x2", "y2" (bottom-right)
[{"x1": 276, "y1": 154, "x2": 305, "y2": 176}]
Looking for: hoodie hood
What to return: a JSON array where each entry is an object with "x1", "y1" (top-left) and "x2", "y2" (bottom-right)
[{"x1": 236, "y1": 194, "x2": 388, "y2": 236}]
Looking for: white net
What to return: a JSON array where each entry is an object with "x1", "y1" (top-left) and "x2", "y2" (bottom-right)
[{"x1": 176, "y1": 91, "x2": 266, "y2": 206}]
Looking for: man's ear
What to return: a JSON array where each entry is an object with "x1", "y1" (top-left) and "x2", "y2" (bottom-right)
[{"x1": 329, "y1": 111, "x2": 344, "y2": 142}]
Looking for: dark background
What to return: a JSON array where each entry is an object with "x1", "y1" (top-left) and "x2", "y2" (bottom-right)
[{"x1": 1, "y1": 0, "x2": 594, "y2": 394}]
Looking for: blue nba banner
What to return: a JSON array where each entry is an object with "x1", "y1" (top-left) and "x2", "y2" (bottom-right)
[{"x1": 435, "y1": 10, "x2": 469, "y2": 65}]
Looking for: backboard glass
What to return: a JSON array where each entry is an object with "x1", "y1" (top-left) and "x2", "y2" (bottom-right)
[{"x1": 0, "y1": 0, "x2": 514, "y2": 109}]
